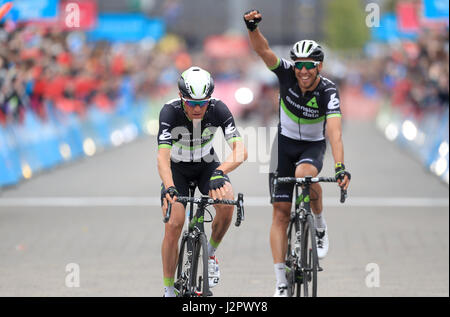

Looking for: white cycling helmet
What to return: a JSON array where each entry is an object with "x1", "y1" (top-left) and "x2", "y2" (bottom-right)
[
  {"x1": 290, "y1": 40, "x2": 324, "y2": 61},
  {"x1": 177, "y1": 66, "x2": 214, "y2": 100}
]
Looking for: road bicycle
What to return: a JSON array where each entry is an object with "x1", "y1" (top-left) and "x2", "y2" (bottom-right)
[
  {"x1": 164, "y1": 181, "x2": 244, "y2": 297},
  {"x1": 272, "y1": 174, "x2": 346, "y2": 297}
]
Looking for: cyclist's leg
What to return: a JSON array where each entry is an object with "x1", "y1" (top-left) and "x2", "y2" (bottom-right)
[
  {"x1": 210, "y1": 181, "x2": 234, "y2": 246},
  {"x1": 198, "y1": 160, "x2": 233, "y2": 288},
  {"x1": 198, "y1": 160, "x2": 233, "y2": 253},
  {"x1": 270, "y1": 133, "x2": 296, "y2": 264},
  {"x1": 295, "y1": 141, "x2": 328, "y2": 259},
  {"x1": 294, "y1": 163, "x2": 322, "y2": 214},
  {"x1": 161, "y1": 162, "x2": 190, "y2": 296},
  {"x1": 294, "y1": 140, "x2": 326, "y2": 217},
  {"x1": 269, "y1": 134, "x2": 297, "y2": 295}
]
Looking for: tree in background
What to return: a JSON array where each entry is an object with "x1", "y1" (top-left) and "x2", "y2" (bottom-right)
[{"x1": 324, "y1": 0, "x2": 370, "y2": 51}]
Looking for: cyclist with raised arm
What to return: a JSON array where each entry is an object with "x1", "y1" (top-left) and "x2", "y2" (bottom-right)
[
  {"x1": 157, "y1": 66, "x2": 248, "y2": 297},
  {"x1": 243, "y1": 10, "x2": 351, "y2": 297}
]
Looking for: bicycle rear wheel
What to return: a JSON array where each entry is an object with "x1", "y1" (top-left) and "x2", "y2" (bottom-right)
[
  {"x1": 175, "y1": 232, "x2": 191, "y2": 297},
  {"x1": 190, "y1": 233, "x2": 210, "y2": 297},
  {"x1": 286, "y1": 219, "x2": 302, "y2": 297},
  {"x1": 301, "y1": 213, "x2": 318, "y2": 297}
]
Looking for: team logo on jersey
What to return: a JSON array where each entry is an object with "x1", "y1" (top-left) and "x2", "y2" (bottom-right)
[
  {"x1": 306, "y1": 97, "x2": 318, "y2": 109},
  {"x1": 202, "y1": 128, "x2": 213, "y2": 138},
  {"x1": 225, "y1": 122, "x2": 237, "y2": 135},
  {"x1": 327, "y1": 93, "x2": 340, "y2": 110},
  {"x1": 159, "y1": 129, "x2": 172, "y2": 141}
]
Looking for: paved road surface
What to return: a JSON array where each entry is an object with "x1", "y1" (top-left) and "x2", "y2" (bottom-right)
[{"x1": 0, "y1": 120, "x2": 448, "y2": 297}]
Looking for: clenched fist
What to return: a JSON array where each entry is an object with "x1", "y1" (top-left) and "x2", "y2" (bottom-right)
[{"x1": 243, "y1": 9, "x2": 262, "y2": 31}]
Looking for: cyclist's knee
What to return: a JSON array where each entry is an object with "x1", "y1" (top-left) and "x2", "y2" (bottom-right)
[
  {"x1": 164, "y1": 204, "x2": 185, "y2": 233},
  {"x1": 295, "y1": 163, "x2": 318, "y2": 177},
  {"x1": 215, "y1": 204, "x2": 234, "y2": 220},
  {"x1": 273, "y1": 202, "x2": 291, "y2": 224}
]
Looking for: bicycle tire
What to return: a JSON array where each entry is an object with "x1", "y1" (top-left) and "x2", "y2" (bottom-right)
[
  {"x1": 286, "y1": 218, "x2": 302, "y2": 297},
  {"x1": 175, "y1": 232, "x2": 190, "y2": 297},
  {"x1": 190, "y1": 233, "x2": 210, "y2": 297},
  {"x1": 301, "y1": 213, "x2": 318, "y2": 297}
]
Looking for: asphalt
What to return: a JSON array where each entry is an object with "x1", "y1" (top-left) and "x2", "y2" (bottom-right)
[{"x1": 0, "y1": 119, "x2": 448, "y2": 297}]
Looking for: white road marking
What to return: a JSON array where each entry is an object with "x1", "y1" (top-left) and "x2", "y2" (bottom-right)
[{"x1": 0, "y1": 197, "x2": 447, "y2": 207}]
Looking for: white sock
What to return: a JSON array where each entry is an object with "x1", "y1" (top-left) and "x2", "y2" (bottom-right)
[
  {"x1": 164, "y1": 286, "x2": 176, "y2": 297},
  {"x1": 208, "y1": 238, "x2": 220, "y2": 257},
  {"x1": 314, "y1": 212, "x2": 326, "y2": 230},
  {"x1": 207, "y1": 243, "x2": 216, "y2": 257},
  {"x1": 274, "y1": 263, "x2": 287, "y2": 286}
]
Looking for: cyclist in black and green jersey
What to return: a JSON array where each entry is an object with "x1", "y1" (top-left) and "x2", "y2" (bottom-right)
[
  {"x1": 157, "y1": 66, "x2": 248, "y2": 297},
  {"x1": 244, "y1": 9, "x2": 351, "y2": 297}
]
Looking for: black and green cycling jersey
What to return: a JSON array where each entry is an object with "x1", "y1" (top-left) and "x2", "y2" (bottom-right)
[
  {"x1": 157, "y1": 98, "x2": 241, "y2": 162},
  {"x1": 270, "y1": 57, "x2": 342, "y2": 141}
]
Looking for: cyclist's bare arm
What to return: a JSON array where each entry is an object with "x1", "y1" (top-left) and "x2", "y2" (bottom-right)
[
  {"x1": 244, "y1": 10, "x2": 279, "y2": 69},
  {"x1": 157, "y1": 147, "x2": 177, "y2": 203},
  {"x1": 326, "y1": 117, "x2": 350, "y2": 190},
  {"x1": 216, "y1": 140, "x2": 248, "y2": 175}
]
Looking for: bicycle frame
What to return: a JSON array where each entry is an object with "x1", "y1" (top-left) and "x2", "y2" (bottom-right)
[
  {"x1": 273, "y1": 174, "x2": 347, "y2": 297},
  {"x1": 163, "y1": 184, "x2": 244, "y2": 297}
]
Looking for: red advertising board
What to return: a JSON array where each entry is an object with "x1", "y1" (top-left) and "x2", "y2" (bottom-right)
[{"x1": 60, "y1": 0, "x2": 97, "y2": 30}]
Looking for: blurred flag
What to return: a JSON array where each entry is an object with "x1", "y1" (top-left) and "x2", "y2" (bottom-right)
[{"x1": 0, "y1": 1, "x2": 13, "y2": 21}]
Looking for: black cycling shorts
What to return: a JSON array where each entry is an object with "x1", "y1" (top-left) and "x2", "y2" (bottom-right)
[
  {"x1": 161, "y1": 159, "x2": 231, "y2": 207},
  {"x1": 269, "y1": 133, "x2": 326, "y2": 203}
]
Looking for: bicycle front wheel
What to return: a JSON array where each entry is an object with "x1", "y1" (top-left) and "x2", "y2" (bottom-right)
[
  {"x1": 190, "y1": 233, "x2": 210, "y2": 297},
  {"x1": 301, "y1": 213, "x2": 318, "y2": 297},
  {"x1": 286, "y1": 219, "x2": 302, "y2": 297},
  {"x1": 175, "y1": 232, "x2": 190, "y2": 297}
]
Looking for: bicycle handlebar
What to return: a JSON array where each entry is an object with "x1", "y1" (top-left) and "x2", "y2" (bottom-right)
[
  {"x1": 274, "y1": 176, "x2": 347, "y2": 203},
  {"x1": 163, "y1": 193, "x2": 245, "y2": 227}
]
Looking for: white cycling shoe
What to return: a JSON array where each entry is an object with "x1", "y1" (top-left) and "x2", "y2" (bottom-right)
[
  {"x1": 273, "y1": 283, "x2": 288, "y2": 297},
  {"x1": 316, "y1": 226, "x2": 329, "y2": 259},
  {"x1": 208, "y1": 256, "x2": 220, "y2": 288}
]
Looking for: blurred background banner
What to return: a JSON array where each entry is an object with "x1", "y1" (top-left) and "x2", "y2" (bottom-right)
[
  {"x1": 423, "y1": 0, "x2": 449, "y2": 20},
  {"x1": 86, "y1": 13, "x2": 165, "y2": 42},
  {"x1": 0, "y1": 0, "x2": 449, "y2": 187},
  {"x1": 4, "y1": 0, "x2": 60, "y2": 22}
]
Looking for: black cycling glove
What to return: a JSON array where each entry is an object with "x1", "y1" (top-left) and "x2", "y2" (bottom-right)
[
  {"x1": 165, "y1": 186, "x2": 179, "y2": 199},
  {"x1": 243, "y1": 9, "x2": 261, "y2": 31},
  {"x1": 209, "y1": 169, "x2": 228, "y2": 190},
  {"x1": 335, "y1": 162, "x2": 351, "y2": 181}
]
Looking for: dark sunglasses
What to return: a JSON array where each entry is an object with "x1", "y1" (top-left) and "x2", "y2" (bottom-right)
[
  {"x1": 294, "y1": 61, "x2": 320, "y2": 70},
  {"x1": 182, "y1": 98, "x2": 210, "y2": 108}
]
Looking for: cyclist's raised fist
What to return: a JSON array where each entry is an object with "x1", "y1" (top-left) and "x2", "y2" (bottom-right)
[{"x1": 243, "y1": 9, "x2": 262, "y2": 31}]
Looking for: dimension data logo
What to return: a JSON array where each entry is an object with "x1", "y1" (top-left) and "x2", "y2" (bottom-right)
[{"x1": 306, "y1": 97, "x2": 318, "y2": 109}]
